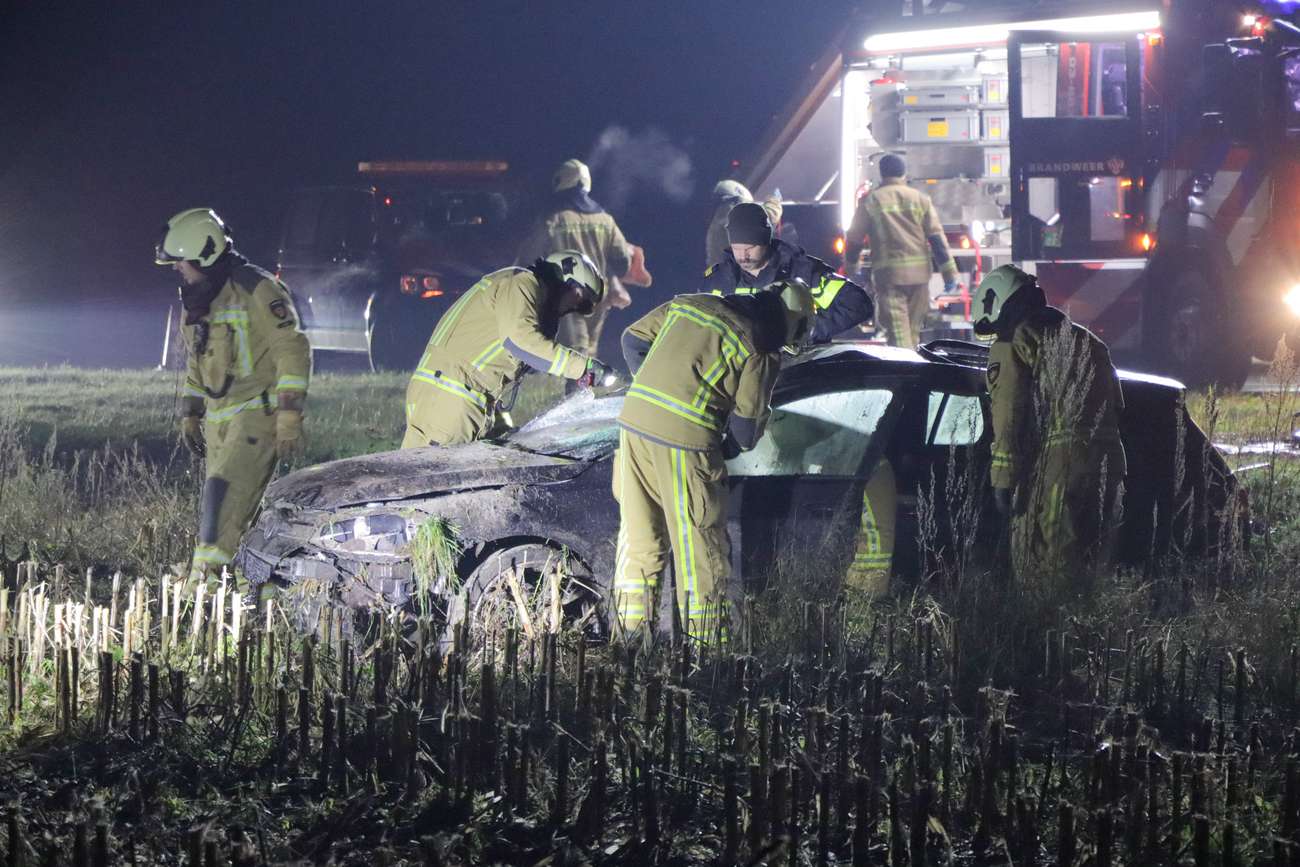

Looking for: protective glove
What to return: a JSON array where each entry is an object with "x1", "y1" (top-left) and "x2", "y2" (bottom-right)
[
  {"x1": 180, "y1": 415, "x2": 206, "y2": 458},
  {"x1": 721, "y1": 433, "x2": 742, "y2": 461},
  {"x1": 578, "y1": 358, "x2": 619, "y2": 389},
  {"x1": 623, "y1": 245, "x2": 652, "y2": 289},
  {"x1": 992, "y1": 486, "x2": 1013, "y2": 516},
  {"x1": 275, "y1": 409, "x2": 305, "y2": 460},
  {"x1": 944, "y1": 278, "x2": 961, "y2": 294}
]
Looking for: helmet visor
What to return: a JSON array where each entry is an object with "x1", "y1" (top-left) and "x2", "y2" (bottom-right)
[{"x1": 154, "y1": 226, "x2": 181, "y2": 265}]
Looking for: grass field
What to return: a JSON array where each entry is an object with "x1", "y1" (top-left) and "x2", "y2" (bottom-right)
[{"x1": 2, "y1": 364, "x2": 1300, "y2": 864}]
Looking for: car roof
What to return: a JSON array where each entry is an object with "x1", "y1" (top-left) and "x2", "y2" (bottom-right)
[
  {"x1": 792, "y1": 342, "x2": 928, "y2": 369},
  {"x1": 793, "y1": 340, "x2": 1186, "y2": 393}
]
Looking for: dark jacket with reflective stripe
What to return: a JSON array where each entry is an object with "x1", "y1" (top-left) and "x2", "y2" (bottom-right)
[{"x1": 701, "y1": 238, "x2": 873, "y2": 343}]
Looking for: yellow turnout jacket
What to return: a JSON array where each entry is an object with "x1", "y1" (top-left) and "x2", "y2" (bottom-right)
[
  {"x1": 987, "y1": 306, "x2": 1126, "y2": 491},
  {"x1": 619, "y1": 294, "x2": 781, "y2": 452},
  {"x1": 182, "y1": 261, "x2": 310, "y2": 422},
  {"x1": 409, "y1": 267, "x2": 591, "y2": 416},
  {"x1": 855, "y1": 178, "x2": 957, "y2": 286}
]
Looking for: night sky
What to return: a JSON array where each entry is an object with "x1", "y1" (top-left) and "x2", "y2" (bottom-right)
[{"x1": 0, "y1": 1, "x2": 857, "y2": 366}]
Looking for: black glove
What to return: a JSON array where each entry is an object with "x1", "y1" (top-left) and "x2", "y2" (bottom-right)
[
  {"x1": 721, "y1": 433, "x2": 742, "y2": 460},
  {"x1": 578, "y1": 358, "x2": 618, "y2": 389},
  {"x1": 993, "y1": 487, "x2": 1013, "y2": 516},
  {"x1": 181, "y1": 415, "x2": 206, "y2": 458}
]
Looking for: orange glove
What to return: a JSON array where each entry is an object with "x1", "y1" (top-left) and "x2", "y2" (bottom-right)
[{"x1": 623, "y1": 245, "x2": 652, "y2": 288}]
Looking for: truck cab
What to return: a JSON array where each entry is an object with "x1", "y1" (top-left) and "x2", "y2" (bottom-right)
[{"x1": 276, "y1": 161, "x2": 519, "y2": 371}]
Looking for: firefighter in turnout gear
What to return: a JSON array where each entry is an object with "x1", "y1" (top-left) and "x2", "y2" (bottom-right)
[
  {"x1": 515, "y1": 159, "x2": 652, "y2": 357},
  {"x1": 156, "y1": 207, "x2": 311, "y2": 585},
  {"x1": 703, "y1": 202, "x2": 873, "y2": 344},
  {"x1": 614, "y1": 280, "x2": 814, "y2": 643},
  {"x1": 973, "y1": 265, "x2": 1127, "y2": 575},
  {"x1": 402, "y1": 250, "x2": 615, "y2": 448},
  {"x1": 846, "y1": 154, "x2": 959, "y2": 348}
]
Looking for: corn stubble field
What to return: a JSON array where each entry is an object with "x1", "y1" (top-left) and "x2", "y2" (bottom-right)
[{"x1": 2, "y1": 361, "x2": 1300, "y2": 865}]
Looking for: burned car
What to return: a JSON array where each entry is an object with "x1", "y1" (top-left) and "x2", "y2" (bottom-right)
[{"x1": 237, "y1": 342, "x2": 1242, "y2": 635}]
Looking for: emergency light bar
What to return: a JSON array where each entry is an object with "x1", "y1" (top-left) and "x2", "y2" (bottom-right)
[
  {"x1": 862, "y1": 9, "x2": 1161, "y2": 53},
  {"x1": 357, "y1": 160, "x2": 509, "y2": 176}
]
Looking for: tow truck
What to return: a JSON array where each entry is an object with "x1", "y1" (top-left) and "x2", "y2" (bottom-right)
[
  {"x1": 275, "y1": 160, "x2": 519, "y2": 371},
  {"x1": 747, "y1": 0, "x2": 1300, "y2": 385}
]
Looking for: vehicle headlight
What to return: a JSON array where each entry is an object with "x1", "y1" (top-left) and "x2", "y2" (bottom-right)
[
  {"x1": 315, "y1": 513, "x2": 411, "y2": 554},
  {"x1": 1285, "y1": 284, "x2": 1300, "y2": 318}
]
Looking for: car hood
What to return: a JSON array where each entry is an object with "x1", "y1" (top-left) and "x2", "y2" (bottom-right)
[{"x1": 266, "y1": 441, "x2": 591, "y2": 511}]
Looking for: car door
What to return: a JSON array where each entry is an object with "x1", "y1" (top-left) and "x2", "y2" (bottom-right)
[
  {"x1": 726, "y1": 366, "x2": 908, "y2": 593},
  {"x1": 890, "y1": 363, "x2": 994, "y2": 578}
]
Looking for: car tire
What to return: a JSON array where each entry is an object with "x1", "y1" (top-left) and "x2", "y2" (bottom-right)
[
  {"x1": 1162, "y1": 266, "x2": 1252, "y2": 389},
  {"x1": 453, "y1": 542, "x2": 607, "y2": 648}
]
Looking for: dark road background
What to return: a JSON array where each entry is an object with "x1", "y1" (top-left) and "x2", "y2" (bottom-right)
[{"x1": 0, "y1": 1, "x2": 857, "y2": 367}]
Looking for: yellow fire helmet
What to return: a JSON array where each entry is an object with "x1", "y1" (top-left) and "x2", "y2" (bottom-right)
[
  {"x1": 552, "y1": 159, "x2": 592, "y2": 193},
  {"x1": 544, "y1": 249, "x2": 605, "y2": 306},
  {"x1": 155, "y1": 208, "x2": 232, "y2": 268},
  {"x1": 972, "y1": 264, "x2": 1040, "y2": 337}
]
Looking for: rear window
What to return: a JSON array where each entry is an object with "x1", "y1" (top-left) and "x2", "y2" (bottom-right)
[{"x1": 282, "y1": 189, "x2": 376, "y2": 257}]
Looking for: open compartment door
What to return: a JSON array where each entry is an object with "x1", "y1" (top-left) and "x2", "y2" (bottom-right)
[{"x1": 1009, "y1": 30, "x2": 1147, "y2": 261}]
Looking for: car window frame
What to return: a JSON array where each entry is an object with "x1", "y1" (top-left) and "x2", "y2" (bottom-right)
[{"x1": 736, "y1": 360, "x2": 919, "y2": 481}]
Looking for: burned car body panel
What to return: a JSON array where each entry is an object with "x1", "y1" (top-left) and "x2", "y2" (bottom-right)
[{"x1": 237, "y1": 343, "x2": 1241, "y2": 618}]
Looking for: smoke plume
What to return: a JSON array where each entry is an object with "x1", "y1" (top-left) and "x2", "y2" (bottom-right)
[{"x1": 586, "y1": 125, "x2": 694, "y2": 214}]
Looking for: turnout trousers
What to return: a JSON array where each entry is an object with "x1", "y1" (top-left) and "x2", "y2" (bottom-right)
[
  {"x1": 1011, "y1": 442, "x2": 1124, "y2": 578},
  {"x1": 844, "y1": 459, "x2": 896, "y2": 598},
  {"x1": 875, "y1": 280, "x2": 930, "y2": 349},
  {"x1": 612, "y1": 429, "x2": 730, "y2": 643},
  {"x1": 402, "y1": 379, "x2": 492, "y2": 449},
  {"x1": 192, "y1": 406, "x2": 278, "y2": 584}
]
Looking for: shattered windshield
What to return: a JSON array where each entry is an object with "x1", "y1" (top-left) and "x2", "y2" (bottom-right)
[{"x1": 504, "y1": 391, "x2": 624, "y2": 460}]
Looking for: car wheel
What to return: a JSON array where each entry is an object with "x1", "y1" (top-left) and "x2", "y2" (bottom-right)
[
  {"x1": 456, "y1": 543, "x2": 607, "y2": 649},
  {"x1": 1163, "y1": 267, "x2": 1252, "y2": 389}
]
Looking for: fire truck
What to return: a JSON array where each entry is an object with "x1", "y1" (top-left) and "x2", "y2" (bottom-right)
[{"x1": 747, "y1": 0, "x2": 1300, "y2": 386}]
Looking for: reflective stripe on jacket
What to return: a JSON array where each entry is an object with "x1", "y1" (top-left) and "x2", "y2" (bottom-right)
[
  {"x1": 410, "y1": 267, "x2": 590, "y2": 411},
  {"x1": 858, "y1": 178, "x2": 957, "y2": 286},
  {"x1": 987, "y1": 306, "x2": 1127, "y2": 490},
  {"x1": 701, "y1": 238, "x2": 873, "y2": 343},
  {"x1": 619, "y1": 294, "x2": 780, "y2": 452},
  {"x1": 182, "y1": 261, "x2": 311, "y2": 422},
  {"x1": 516, "y1": 209, "x2": 633, "y2": 280}
]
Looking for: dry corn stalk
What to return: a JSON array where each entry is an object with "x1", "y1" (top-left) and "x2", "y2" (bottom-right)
[
  {"x1": 505, "y1": 567, "x2": 536, "y2": 641},
  {"x1": 548, "y1": 558, "x2": 561, "y2": 635}
]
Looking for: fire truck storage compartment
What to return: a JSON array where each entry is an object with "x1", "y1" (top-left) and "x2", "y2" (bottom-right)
[
  {"x1": 901, "y1": 110, "x2": 981, "y2": 143},
  {"x1": 847, "y1": 39, "x2": 1066, "y2": 267},
  {"x1": 900, "y1": 84, "x2": 980, "y2": 108},
  {"x1": 982, "y1": 76, "x2": 1009, "y2": 105},
  {"x1": 982, "y1": 110, "x2": 1009, "y2": 141},
  {"x1": 983, "y1": 148, "x2": 1010, "y2": 179}
]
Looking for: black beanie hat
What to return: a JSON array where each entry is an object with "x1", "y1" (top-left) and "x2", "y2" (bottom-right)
[
  {"x1": 725, "y1": 202, "x2": 773, "y2": 246},
  {"x1": 879, "y1": 153, "x2": 906, "y2": 179}
]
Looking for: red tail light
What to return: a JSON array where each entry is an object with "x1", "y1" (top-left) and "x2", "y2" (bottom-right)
[{"x1": 400, "y1": 275, "x2": 418, "y2": 295}]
